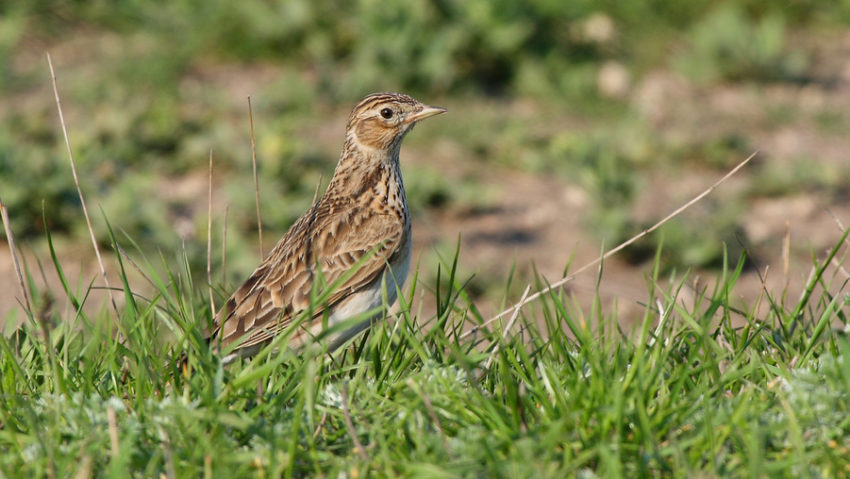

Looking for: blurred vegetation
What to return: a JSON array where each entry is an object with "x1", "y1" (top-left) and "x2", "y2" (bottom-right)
[
  {"x1": 4, "y1": 4, "x2": 850, "y2": 474},
  {"x1": 1, "y1": 0, "x2": 850, "y2": 284}
]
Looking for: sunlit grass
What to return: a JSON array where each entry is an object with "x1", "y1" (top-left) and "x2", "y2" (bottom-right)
[
  {"x1": 2, "y1": 4, "x2": 850, "y2": 475},
  {"x1": 1, "y1": 224, "x2": 848, "y2": 477}
]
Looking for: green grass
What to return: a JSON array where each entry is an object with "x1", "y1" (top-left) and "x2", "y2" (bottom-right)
[
  {"x1": 3, "y1": 2, "x2": 850, "y2": 475},
  {"x1": 1, "y1": 222, "x2": 849, "y2": 478}
]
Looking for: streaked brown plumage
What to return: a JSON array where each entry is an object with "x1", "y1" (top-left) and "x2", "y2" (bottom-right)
[{"x1": 211, "y1": 92, "x2": 445, "y2": 362}]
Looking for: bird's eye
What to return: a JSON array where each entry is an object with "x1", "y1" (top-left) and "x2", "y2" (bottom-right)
[{"x1": 380, "y1": 108, "x2": 394, "y2": 119}]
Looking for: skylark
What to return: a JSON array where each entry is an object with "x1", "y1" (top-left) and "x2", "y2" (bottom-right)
[{"x1": 211, "y1": 92, "x2": 446, "y2": 363}]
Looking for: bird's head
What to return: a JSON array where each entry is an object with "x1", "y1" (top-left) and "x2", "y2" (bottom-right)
[{"x1": 346, "y1": 92, "x2": 446, "y2": 152}]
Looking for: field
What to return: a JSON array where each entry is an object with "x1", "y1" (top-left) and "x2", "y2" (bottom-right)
[{"x1": 2, "y1": 1, "x2": 850, "y2": 477}]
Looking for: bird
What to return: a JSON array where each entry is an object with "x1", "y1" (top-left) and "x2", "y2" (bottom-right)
[{"x1": 210, "y1": 92, "x2": 446, "y2": 364}]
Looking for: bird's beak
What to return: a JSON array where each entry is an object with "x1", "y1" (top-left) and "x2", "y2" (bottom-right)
[{"x1": 407, "y1": 105, "x2": 447, "y2": 123}]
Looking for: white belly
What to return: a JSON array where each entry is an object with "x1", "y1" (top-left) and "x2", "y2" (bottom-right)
[{"x1": 325, "y1": 238, "x2": 411, "y2": 350}]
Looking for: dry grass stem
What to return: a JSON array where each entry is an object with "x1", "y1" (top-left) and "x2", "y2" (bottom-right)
[
  {"x1": 755, "y1": 265, "x2": 770, "y2": 317},
  {"x1": 248, "y1": 96, "x2": 264, "y2": 259},
  {"x1": 827, "y1": 208, "x2": 848, "y2": 234},
  {"x1": 0, "y1": 198, "x2": 32, "y2": 314},
  {"x1": 36, "y1": 296, "x2": 55, "y2": 363},
  {"x1": 313, "y1": 411, "x2": 329, "y2": 439},
  {"x1": 222, "y1": 203, "x2": 229, "y2": 285},
  {"x1": 161, "y1": 428, "x2": 177, "y2": 479},
  {"x1": 47, "y1": 52, "x2": 119, "y2": 316},
  {"x1": 106, "y1": 405, "x2": 120, "y2": 462},
  {"x1": 826, "y1": 209, "x2": 850, "y2": 279},
  {"x1": 829, "y1": 257, "x2": 850, "y2": 280},
  {"x1": 71, "y1": 455, "x2": 92, "y2": 479},
  {"x1": 484, "y1": 284, "x2": 530, "y2": 370},
  {"x1": 464, "y1": 150, "x2": 758, "y2": 340},
  {"x1": 342, "y1": 382, "x2": 368, "y2": 461},
  {"x1": 782, "y1": 220, "x2": 792, "y2": 297},
  {"x1": 115, "y1": 245, "x2": 157, "y2": 292},
  {"x1": 782, "y1": 220, "x2": 791, "y2": 277},
  {"x1": 207, "y1": 149, "x2": 216, "y2": 317}
]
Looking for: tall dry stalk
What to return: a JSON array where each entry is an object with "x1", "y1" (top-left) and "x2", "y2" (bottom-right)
[
  {"x1": 0, "y1": 198, "x2": 32, "y2": 314},
  {"x1": 47, "y1": 53, "x2": 119, "y2": 316},
  {"x1": 248, "y1": 97, "x2": 264, "y2": 259},
  {"x1": 207, "y1": 150, "x2": 216, "y2": 317}
]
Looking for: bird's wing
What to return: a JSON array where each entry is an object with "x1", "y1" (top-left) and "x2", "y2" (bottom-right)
[{"x1": 211, "y1": 199, "x2": 405, "y2": 351}]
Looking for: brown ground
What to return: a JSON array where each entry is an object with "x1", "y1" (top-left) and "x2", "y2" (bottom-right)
[{"x1": 3, "y1": 32, "x2": 850, "y2": 331}]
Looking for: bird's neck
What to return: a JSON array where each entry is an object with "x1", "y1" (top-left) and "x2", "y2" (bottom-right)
[{"x1": 325, "y1": 135, "x2": 406, "y2": 207}]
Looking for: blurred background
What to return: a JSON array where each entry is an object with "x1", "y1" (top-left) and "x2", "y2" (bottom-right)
[{"x1": 2, "y1": 0, "x2": 850, "y2": 323}]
